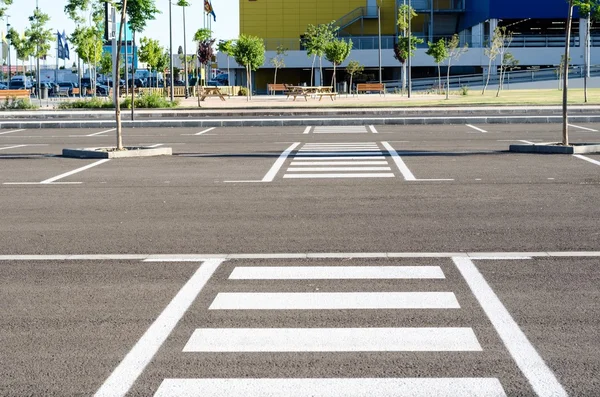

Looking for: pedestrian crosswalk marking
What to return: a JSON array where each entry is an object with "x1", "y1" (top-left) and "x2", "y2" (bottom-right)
[
  {"x1": 284, "y1": 173, "x2": 396, "y2": 178},
  {"x1": 292, "y1": 156, "x2": 385, "y2": 161},
  {"x1": 154, "y1": 378, "x2": 507, "y2": 397},
  {"x1": 209, "y1": 292, "x2": 460, "y2": 310},
  {"x1": 291, "y1": 161, "x2": 389, "y2": 165},
  {"x1": 287, "y1": 166, "x2": 392, "y2": 172},
  {"x1": 313, "y1": 126, "x2": 368, "y2": 134},
  {"x1": 183, "y1": 327, "x2": 482, "y2": 352},
  {"x1": 228, "y1": 265, "x2": 446, "y2": 279}
]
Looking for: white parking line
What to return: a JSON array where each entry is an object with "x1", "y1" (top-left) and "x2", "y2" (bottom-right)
[
  {"x1": 573, "y1": 154, "x2": 600, "y2": 167},
  {"x1": 291, "y1": 161, "x2": 388, "y2": 165},
  {"x1": 228, "y1": 265, "x2": 446, "y2": 279},
  {"x1": 303, "y1": 126, "x2": 311, "y2": 134},
  {"x1": 369, "y1": 125, "x2": 378, "y2": 133},
  {"x1": 0, "y1": 144, "x2": 28, "y2": 151},
  {"x1": 284, "y1": 173, "x2": 395, "y2": 178},
  {"x1": 40, "y1": 159, "x2": 110, "y2": 184},
  {"x1": 86, "y1": 128, "x2": 116, "y2": 137},
  {"x1": 94, "y1": 259, "x2": 225, "y2": 397},
  {"x1": 568, "y1": 123, "x2": 598, "y2": 132},
  {"x1": 453, "y1": 257, "x2": 568, "y2": 397},
  {"x1": 262, "y1": 142, "x2": 301, "y2": 182},
  {"x1": 466, "y1": 124, "x2": 488, "y2": 133},
  {"x1": 288, "y1": 167, "x2": 391, "y2": 172},
  {"x1": 0, "y1": 129, "x2": 26, "y2": 135},
  {"x1": 194, "y1": 127, "x2": 216, "y2": 136},
  {"x1": 209, "y1": 292, "x2": 460, "y2": 310},
  {"x1": 154, "y1": 378, "x2": 507, "y2": 397},
  {"x1": 184, "y1": 327, "x2": 482, "y2": 352},
  {"x1": 380, "y1": 141, "x2": 416, "y2": 181}
]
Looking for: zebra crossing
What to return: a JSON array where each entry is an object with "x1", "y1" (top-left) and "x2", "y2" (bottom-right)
[
  {"x1": 312, "y1": 126, "x2": 371, "y2": 134},
  {"x1": 151, "y1": 260, "x2": 509, "y2": 396},
  {"x1": 283, "y1": 142, "x2": 396, "y2": 179}
]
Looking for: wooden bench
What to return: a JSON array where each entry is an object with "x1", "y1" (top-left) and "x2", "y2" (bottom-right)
[
  {"x1": 356, "y1": 83, "x2": 385, "y2": 95},
  {"x1": 268, "y1": 83, "x2": 287, "y2": 95},
  {"x1": 199, "y1": 86, "x2": 226, "y2": 101},
  {"x1": 72, "y1": 88, "x2": 80, "y2": 96},
  {"x1": 285, "y1": 85, "x2": 308, "y2": 101},
  {"x1": 317, "y1": 92, "x2": 337, "y2": 101},
  {"x1": 0, "y1": 89, "x2": 30, "y2": 99}
]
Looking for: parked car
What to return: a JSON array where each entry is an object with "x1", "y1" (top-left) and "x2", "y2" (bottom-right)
[
  {"x1": 146, "y1": 77, "x2": 164, "y2": 87},
  {"x1": 8, "y1": 80, "x2": 31, "y2": 90},
  {"x1": 96, "y1": 84, "x2": 110, "y2": 96},
  {"x1": 213, "y1": 73, "x2": 229, "y2": 85},
  {"x1": 207, "y1": 80, "x2": 226, "y2": 86},
  {"x1": 127, "y1": 78, "x2": 145, "y2": 88},
  {"x1": 0, "y1": 82, "x2": 7, "y2": 90}
]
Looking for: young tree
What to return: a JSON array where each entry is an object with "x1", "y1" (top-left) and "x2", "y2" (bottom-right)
[
  {"x1": 71, "y1": 26, "x2": 103, "y2": 95},
  {"x1": 426, "y1": 38, "x2": 447, "y2": 95},
  {"x1": 269, "y1": 44, "x2": 287, "y2": 85},
  {"x1": 217, "y1": 39, "x2": 234, "y2": 85},
  {"x1": 303, "y1": 22, "x2": 337, "y2": 85},
  {"x1": 138, "y1": 36, "x2": 161, "y2": 86},
  {"x1": 232, "y1": 34, "x2": 265, "y2": 101},
  {"x1": 7, "y1": 28, "x2": 34, "y2": 82},
  {"x1": 445, "y1": 34, "x2": 468, "y2": 100},
  {"x1": 194, "y1": 28, "x2": 215, "y2": 105},
  {"x1": 346, "y1": 60, "x2": 363, "y2": 95},
  {"x1": 65, "y1": 0, "x2": 159, "y2": 151},
  {"x1": 324, "y1": 38, "x2": 352, "y2": 91},
  {"x1": 25, "y1": 8, "x2": 53, "y2": 98},
  {"x1": 155, "y1": 49, "x2": 170, "y2": 88},
  {"x1": 497, "y1": 52, "x2": 518, "y2": 94},
  {"x1": 482, "y1": 27, "x2": 503, "y2": 95},
  {"x1": 395, "y1": 4, "x2": 422, "y2": 93},
  {"x1": 493, "y1": 28, "x2": 513, "y2": 97}
]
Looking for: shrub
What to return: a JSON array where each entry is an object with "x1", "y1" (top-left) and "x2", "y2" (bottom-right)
[
  {"x1": 0, "y1": 97, "x2": 38, "y2": 110},
  {"x1": 238, "y1": 87, "x2": 248, "y2": 96},
  {"x1": 58, "y1": 98, "x2": 114, "y2": 109},
  {"x1": 121, "y1": 92, "x2": 179, "y2": 109},
  {"x1": 459, "y1": 85, "x2": 469, "y2": 96}
]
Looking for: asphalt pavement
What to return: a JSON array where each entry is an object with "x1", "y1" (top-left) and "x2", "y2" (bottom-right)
[{"x1": 1, "y1": 122, "x2": 599, "y2": 396}]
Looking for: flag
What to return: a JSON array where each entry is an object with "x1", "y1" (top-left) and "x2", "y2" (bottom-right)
[
  {"x1": 57, "y1": 30, "x2": 65, "y2": 60},
  {"x1": 61, "y1": 30, "x2": 70, "y2": 60},
  {"x1": 204, "y1": 0, "x2": 216, "y2": 22}
]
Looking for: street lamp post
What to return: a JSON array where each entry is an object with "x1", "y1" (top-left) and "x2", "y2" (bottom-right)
[
  {"x1": 6, "y1": 17, "x2": 11, "y2": 83},
  {"x1": 183, "y1": 4, "x2": 189, "y2": 98},
  {"x1": 407, "y1": 0, "x2": 412, "y2": 98},
  {"x1": 378, "y1": 3, "x2": 382, "y2": 84},
  {"x1": 168, "y1": 0, "x2": 174, "y2": 102}
]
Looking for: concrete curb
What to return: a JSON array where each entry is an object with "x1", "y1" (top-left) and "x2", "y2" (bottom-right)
[
  {"x1": 62, "y1": 147, "x2": 173, "y2": 159},
  {"x1": 2, "y1": 114, "x2": 600, "y2": 129},
  {"x1": 509, "y1": 143, "x2": 600, "y2": 154}
]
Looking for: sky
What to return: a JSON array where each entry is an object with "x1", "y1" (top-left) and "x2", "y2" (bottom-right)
[{"x1": 3, "y1": 0, "x2": 239, "y2": 64}]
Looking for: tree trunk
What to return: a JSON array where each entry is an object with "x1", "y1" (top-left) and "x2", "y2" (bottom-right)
[
  {"x1": 274, "y1": 67, "x2": 278, "y2": 86},
  {"x1": 584, "y1": 17, "x2": 589, "y2": 103},
  {"x1": 319, "y1": 56, "x2": 323, "y2": 86},
  {"x1": 496, "y1": 54, "x2": 503, "y2": 97},
  {"x1": 331, "y1": 64, "x2": 336, "y2": 89},
  {"x1": 131, "y1": 30, "x2": 135, "y2": 121},
  {"x1": 310, "y1": 55, "x2": 316, "y2": 85},
  {"x1": 446, "y1": 60, "x2": 451, "y2": 100},
  {"x1": 563, "y1": 2, "x2": 574, "y2": 146},
  {"x1": 114, "y1": 0, "x2": 128, "y2": 151},
  {"x1": 483, "y1": 57, "x2": 492, "y2": 95},
  {"x1": 437, "y1": 64, "x2": 441, "y2": 95},
  {"x1": 349, "y1": 74, "x2": 353, "y2": 97},
  {"x1": 246, "y1": 65, "x2": 250, "y2": 102},
  {"x1": 227, "y1": 56, "x2": 230, "y2": 87},
  {"x1": 401, "y1": 62, "x2": 406, "y2": 95}
]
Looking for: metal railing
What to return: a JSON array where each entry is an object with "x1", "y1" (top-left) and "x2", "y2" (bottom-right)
[
  {"x1": 412, "y1": 0, "x2": 465, "y2": 12},
  {"x1": 510, "y1": 35, "x2": 579, "y2": 47},
  {"x1": 333, "y1": 6, "x2": 378, "y2": 32},
  {"x1": 384, "y1": 65, "x2": 600, "y2": 92}
]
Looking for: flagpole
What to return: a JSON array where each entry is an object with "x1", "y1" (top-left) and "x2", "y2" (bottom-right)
[{"x1": 55, "y1": 32, "x2": 58, "y2": 84}]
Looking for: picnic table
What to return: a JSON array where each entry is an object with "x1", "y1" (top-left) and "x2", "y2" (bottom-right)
[
  {"x1": 199, "y1": 86, "x2": 226, "y2": 101},
  {"x1": 285, "y1": 85, "x2": 334, "y2": 101}
]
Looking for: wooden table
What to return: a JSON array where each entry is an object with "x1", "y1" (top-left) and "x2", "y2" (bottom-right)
[
  {"x1": 199, "y1": 86, "x2": 226, "y2": 101},
  {"x1": 286, "y1": 86, "x2": 333, "y2": 101}
]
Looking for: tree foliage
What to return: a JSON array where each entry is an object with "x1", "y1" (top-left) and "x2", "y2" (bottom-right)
[
  {"x1": 70, "y1": 26, "x2": 103, "y2": 65},
  {"x1": 445, "y1": 34, "x2": 468, "y2": 99},
  {"x1": 269, "y1": 45, "x2": 287, "y2": 84},
  {"x1": 324, "y1": 38, "x2": 352, "y2": 89},
  {"x1": 7, "y1": 28, "x2": 33, "y2": 61},
  {"x1": 425, "y1": 38, "x2": 447, "y2": 94},
  {"x1": 303, "y1": 22, "x2": 338, "y2": 85},
  {"x1": 0, "y1": 0, "x2": 12, "y2": 18},
  {"x1": 346, "y1": 60, "x2": 363, "y2": 95},
  {"x1": 25, "y1": 8, "x2": 54, "y2": 59},
  {"x1": 393, "y1": 35, "x2": 423, "y2": 64},
  {"x1": 232, "y1": 34, "x2": 265, "y2": 100}
]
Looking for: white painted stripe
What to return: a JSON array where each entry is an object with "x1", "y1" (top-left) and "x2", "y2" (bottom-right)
[
  {"x1": 0, "y1": 144, "x2": 27, "y2": 151},
  {"x1": 291, "y1": 161, "x2": 389, "y2": 166},
  {"x1": 209, "y1": 292, "x2": 460, "y2": 310},
  {"x1": 466, "y1": 124, "x2": 488, "y2": 133},
  {"x1": 519, "y1": 140, "x2": 535, "y2": 144},
  {"x1": 194, "y1": 127, "x2": 216, "y2": 135},
  {"x1": 0, "y1": 129, "x2": 25, "y2": 135},
  {"x1": 284, "y1": 173, "x2": 395, "y2": 178},
  {"x1": 288, "y1": 167, "x2": 392, "y2": 172},
  {"x1": 86, "y1": 128, "x2": 116, "y2": 137},
  {"x1": 293, "y1": 156, "x2": 385, "y2": 161},
  {"x1": 94, "y1": 259, "x2": 224, "y2": 397},
  {"x1": 184, "y1": 327, "x2": 482, "y2": 352},
  {"x1": 369, "y1": 125, "x2": 378, "y2": 133},
  {"x1": 296, "y1": 151, "x2": 383, "y2": 156},
  {"x1": 302, "y1": 126, "x2": 311, "y2": 134},
  {"x1": 154, "y1": 378, "x2": 507, "y2": 397},
  {"x1": 40, "y1": 159, "x2": 110, "y2": 184},
  {"x1": 301, "y1": 145, "x2": 380, "y2": 148},
  {"x1": 2, "y1": 252, "x2": 600, "y2": 261},
  {"x1": 145, "y1": 144, "x2": 164, "y2": 148},
  {"x1": 299, "y1": 148, "x2": 379, "y2": 151},
  {"x1": 452, "y1": 257, "x2": 568, "y2": 397},
  {"x1": 305, "y1": 142, "x2": 377, "y2": 146},
  {"x1": 573, "y1": 154, "x2": 600, "y2": 167},
  {"x1": 314, "y1": 131, "x2": 366, "y2": 134},
  {"x1": 262, "y1": 142, "x2": 301, "y2": 182},
  {"x1": 229, "y1": 265, "x2": 445, "y2": 279},
  {"x1": 568, "y1": 123, "x2": 598, "y2": 132},
  {"x1": 381, "y1": 141, "x2": 416, "y2": 181},
  {"x1": 3, "y1": 182, "x2": 83, "y2": 185}
]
